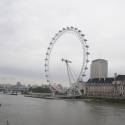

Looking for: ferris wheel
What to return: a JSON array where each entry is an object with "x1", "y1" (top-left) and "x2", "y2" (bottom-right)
[{"x1": 45, "y1": 26, "x2": 90, "y2": 87}]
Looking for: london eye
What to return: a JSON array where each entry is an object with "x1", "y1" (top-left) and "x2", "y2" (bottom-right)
[{"x1": 45, "y1": 26, "x2": 90, "y2": 95}]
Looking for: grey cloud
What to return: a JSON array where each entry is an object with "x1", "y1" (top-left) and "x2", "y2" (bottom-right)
[{"x1": 0, "y1": 0, "x2": 125, "y2": 85}]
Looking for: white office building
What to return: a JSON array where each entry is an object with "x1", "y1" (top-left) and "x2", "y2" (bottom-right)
[{"x1": 90, "y1": 59, "x2": 108, "y2": 79}]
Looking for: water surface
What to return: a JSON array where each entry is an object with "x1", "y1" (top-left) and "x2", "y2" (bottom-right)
[{"x1": 0, "y1": 95, "x2": 125, "y2": 125}]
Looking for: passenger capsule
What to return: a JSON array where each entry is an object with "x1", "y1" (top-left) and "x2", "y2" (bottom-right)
[
  {"x1": 45, "y1": 64, "x2": 48, "y2": 66},
  {"x1": 86, "y1": 60, "x2": 89, "y2": 62},
  {"x1": 86, "y1": 45, "x2": 89, "y2": 48},
  {"x1": 84, "y1": 39, "x2": 87, "y2": 42},
  {"x1": 86, "y1": 52, "x2": 90, "y2": 55},
  {"x1": 78, "y1": 30, "x2": 81, "y2": 33},
  {"x1": 85, "y1": 67, "x2": 88, "y2": 70},
  {"x1": 75, "y1": 28, "x2": 78, "y2": 30},
  {"x1": 81, "y1": 34, "x2": 85, "y2": 37}
]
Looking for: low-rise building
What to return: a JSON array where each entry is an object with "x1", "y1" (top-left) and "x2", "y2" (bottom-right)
[
  {"x1": 112, "y1": 75, "x2": 125, "y2": 96},
  {"x1": 80, "y1": 75, "x2": 125, "y2": 97}
]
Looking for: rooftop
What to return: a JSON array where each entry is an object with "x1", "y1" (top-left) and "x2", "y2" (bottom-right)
[
  {"x1": 116, "y1": 75, "x2": 125, "y2": 81},
  {"x1": 92, "y1": 59, "x2": 107, "y2": 63},
  {"x1": 87, "y1": 77, "x2": 114, "y2": 84},
  {"x1": 86, "y1": 75, "x2": 125, "y2": 84}
]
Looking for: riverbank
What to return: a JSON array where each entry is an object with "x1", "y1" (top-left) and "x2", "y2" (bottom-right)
[
  {"x1": 83, "y1": 96, "x2": 125, "y2": 103},
  {"x1": 24, "y1": 93, "x2": 125, "y2": 103}
]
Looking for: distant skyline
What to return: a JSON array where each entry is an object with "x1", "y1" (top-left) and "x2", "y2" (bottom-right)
[{"x1": 0, "y1": 0, "x2": 125, "y2": 85}]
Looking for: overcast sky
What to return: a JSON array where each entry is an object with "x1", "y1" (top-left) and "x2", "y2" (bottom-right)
[{"x1": 0, "y1": 0, "x2": 125, "y2": 85}]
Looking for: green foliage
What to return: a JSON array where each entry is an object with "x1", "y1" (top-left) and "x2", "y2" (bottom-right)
[{"x1": 29, "y1": 86, "x2": 51, "y2": 93}]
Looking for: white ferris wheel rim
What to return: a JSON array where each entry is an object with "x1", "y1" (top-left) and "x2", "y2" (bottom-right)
[{"x1": 45, "y1": 26, "x2": 90, "y2": 85}]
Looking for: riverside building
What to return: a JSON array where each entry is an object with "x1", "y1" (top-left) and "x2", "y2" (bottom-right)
[
  {"x1": 90, "y1": 59, "x2": 108, "y2": 79},
  {"x1": 80, "y1": 59, "x2": 125, "y2": 97}
]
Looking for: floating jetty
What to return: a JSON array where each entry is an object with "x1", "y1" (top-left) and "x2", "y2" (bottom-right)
[
  {"x1": 24, "y1": 93, "x2": 51, "y2": 98},
  {"x1": 24, "y1": 93, "x2": 82, "y2": 100}
]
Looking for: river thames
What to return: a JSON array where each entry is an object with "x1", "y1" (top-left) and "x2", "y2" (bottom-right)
[{"x1": 0, "y1": 95, "x2": 125, "y2": 125}]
